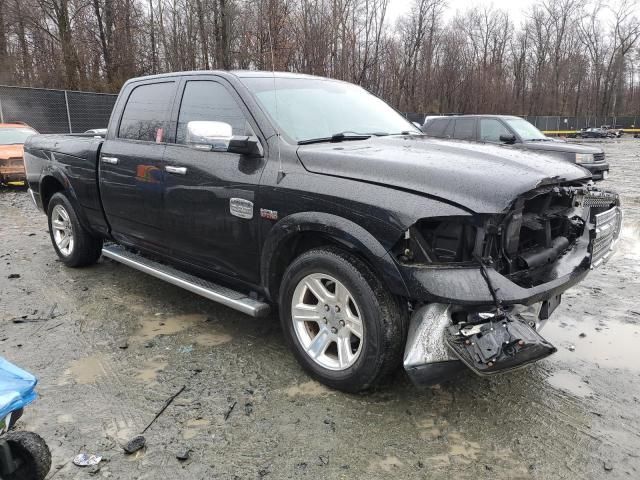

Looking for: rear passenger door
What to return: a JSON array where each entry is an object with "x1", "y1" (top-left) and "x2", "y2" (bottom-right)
[
  {"x1": 452, "y1": 118, "x2": 477, "y2": 141},
  {"x1": 99, "y1": 80, "x2": 177, "y2": 253},
  {"x1": 162, "y1": 76, "x2": 266, "y2": 284}
]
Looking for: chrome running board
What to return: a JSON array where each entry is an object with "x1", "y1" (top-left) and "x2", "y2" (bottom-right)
[{"x1": 101, "y1": 244, "x2": 271, "y2": 317}]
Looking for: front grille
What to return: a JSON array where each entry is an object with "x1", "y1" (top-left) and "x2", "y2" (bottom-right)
[
  {"x1": 591, "y1": 206, "x2": 622, "y2": 267},
  {"x1": 594, "y1": 152, "x2": 605, "y2": 162},
  {"x1": 582, "y1": 191, "x2": 617, "y2": 208}
]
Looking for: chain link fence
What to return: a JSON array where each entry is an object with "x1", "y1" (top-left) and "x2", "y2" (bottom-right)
[{"x1": 0, "y1": 85, "x2": 117, "y2": 134}]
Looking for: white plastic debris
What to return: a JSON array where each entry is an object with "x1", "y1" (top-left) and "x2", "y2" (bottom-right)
[{"x1": 73, "y1": 453, "x2": 102, "y2": 467}]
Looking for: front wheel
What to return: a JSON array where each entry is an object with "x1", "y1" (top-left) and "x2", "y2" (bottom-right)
[
  {"x1": 47, "y1": 192, "x2": 103, "y2": 267},
  {"x1": 279, "y1": 247, "x2": 407, "y2": 393}
]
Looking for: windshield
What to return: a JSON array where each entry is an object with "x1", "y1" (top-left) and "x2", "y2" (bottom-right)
[
  {"x1": 0, "y1": 127, "x2": 36, "y2": 145},
  {"x1": 240, "y1": 77, "x2": 420, "y2": 143},
  {"x1": 504, "y1": 118, "x2": 547, "y2": 141}
]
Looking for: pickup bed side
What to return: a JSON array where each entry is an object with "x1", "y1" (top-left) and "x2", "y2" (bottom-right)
[{"x1": 25, "y1": 134, "x2": 108, "y2": 236}]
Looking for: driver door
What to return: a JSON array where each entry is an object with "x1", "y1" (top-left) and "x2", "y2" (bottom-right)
[{"x1": 162, "y1": 76, "x2": 266, "y2": 284}]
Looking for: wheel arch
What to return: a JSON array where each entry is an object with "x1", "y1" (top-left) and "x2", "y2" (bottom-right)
[
  {"x1": 260, "y1": 212, "x2": 409, "y2": 302},
  {"x1": 39, "y1": 170, "x2": 93, "y2": 234}
]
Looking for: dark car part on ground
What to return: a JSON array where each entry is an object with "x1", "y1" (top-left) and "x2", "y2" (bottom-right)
[{"x1": 22, "y1": 70, "x2": 621, "y2": 392}]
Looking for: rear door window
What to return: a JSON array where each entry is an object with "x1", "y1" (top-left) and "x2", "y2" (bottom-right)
[
  {"x1": 423, "y1": 118, "x2": 451, "y2": 137},
  {"x1": 453, "y1": 118, "x2": 476, "y2": 141},
  {"x1": 479, "y1": 119, "x2": 512, "y2": 143},
  {"x1": 118, "y1": 82, "x2": 176, "y2": 142}
]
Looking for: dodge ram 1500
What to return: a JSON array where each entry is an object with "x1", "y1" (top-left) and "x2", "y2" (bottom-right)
[{"x1": 23, "y1": 71, "x2": 622, "y2": 392}]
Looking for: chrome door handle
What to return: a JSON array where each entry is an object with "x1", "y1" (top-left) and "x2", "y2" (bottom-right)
[
  {"x1": 165, "y1": 166, "x2": 187, "y2": 175},
  {"x1": 101, "y1": 156, "x2": 119, "y2": 164}
]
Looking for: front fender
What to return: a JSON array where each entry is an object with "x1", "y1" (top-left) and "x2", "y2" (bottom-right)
[{"x1": 260, "y1": 211, "x2": 409, "y2": 300}]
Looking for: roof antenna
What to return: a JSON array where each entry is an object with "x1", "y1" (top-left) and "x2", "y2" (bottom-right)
[{"x1": 267, "y1": 19, "x2": 285, "y2": 184}]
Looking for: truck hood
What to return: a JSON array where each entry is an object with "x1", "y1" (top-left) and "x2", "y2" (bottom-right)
[
  {"x1": 296, "y1": 136, "x2": 591, "y2": 213},
  {"x1": 521, "y1": 139, "x2": 603, "y2": 154}
]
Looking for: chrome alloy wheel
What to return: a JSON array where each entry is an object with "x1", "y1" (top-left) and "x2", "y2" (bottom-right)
[
  {"x1": 51, "y1": 204, "x2": 74, "y2": 256},
  {"x1": 291, "y1": 273, "x2": 364, "y2": 371}
]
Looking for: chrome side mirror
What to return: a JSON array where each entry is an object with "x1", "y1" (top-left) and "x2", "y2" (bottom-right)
[{"x1": 186, "y1": 121, "x2": 233, "y2": 151}]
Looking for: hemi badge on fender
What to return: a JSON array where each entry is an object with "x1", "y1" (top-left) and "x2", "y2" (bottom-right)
[
  {"x1": 230, "y1": 198, "x2": 254, "y2": 219},
  {"x1": 260, "y1": 208, "x2": 278, "y2": 221}
]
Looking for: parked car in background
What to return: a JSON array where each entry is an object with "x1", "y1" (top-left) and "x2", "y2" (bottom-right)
[
  {"x1": 422, "y1": 115, "x2": 609, "y2": 180},
  {"x1": 574, "y1": 127, "x2": 609, "y2": 139},
  {"x1": 0, "y1": 123, "x2": 38, "y2": 184},
  {"x1": 84, "y1": 128, "x2": 107, "y2": 136},
  {"x1": 600, "y1": 125, "x2": 624, "y2": 138}
]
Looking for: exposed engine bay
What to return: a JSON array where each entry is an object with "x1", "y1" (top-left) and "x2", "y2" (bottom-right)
[
  {"x1": 400, "y1": 182, "x2": 622, "y2": 384},
  {"x1": 395, "y1": 182, "x2": 621, "y2": 288}
]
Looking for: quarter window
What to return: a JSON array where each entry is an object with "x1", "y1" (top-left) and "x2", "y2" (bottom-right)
[
  {"x1": 118, "y1": 82, "x2": 175, "y2": 142},
  {"x1": 479, "y1": 119, "x2": 512, "y2": 143},
  {"x1": 423, "y1": 118, "x2": 451, "y2": 137},
  {"x1": 176, "y1": 81, "x2": 252, "y2": 145}
]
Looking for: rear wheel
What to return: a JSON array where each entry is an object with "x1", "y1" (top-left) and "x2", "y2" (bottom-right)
[
  {"x1": 2, "y1": 431, "x2": 51, "y2": 480},
  {"x1": 47, "y1": 192, "x2": 103, "y2": 267},
  {"x1": 279, "y1": 247, "x2": 407, "y2": 393}
]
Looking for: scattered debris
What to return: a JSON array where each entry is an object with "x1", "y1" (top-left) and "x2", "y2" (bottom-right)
[
  {"x1": 224, "y1": 401, "x2": 237, "y2": 421},
  {"x1": 176, "y1": 448, "x2": 191, "y2": 461},
  {"x1": 316, "y1": 455, "x2": 329, "y2": 466},
  {"x1": 73, "y1": 453, "x2": 102, "y2": 467},
  {"x1": 568, "y1": 345, "x2": 576, "y2": 352},
  {"x1": 603, "y1": 461, "x2": 613, "y2": 471},
  {"x1": 244, "y1": 402, "x2": 253, "y2": 416},
  {"x1": 11, "y1": 304, "x2": 62, "y2": 324},
  {"x1": 123, "y1": 435, "x2": 146, "y2": 454},
  {"x1": 7, "y1": 273, "x2": 20, "y2": 279},
  {"x1": 579, "y1": 332, "x2": 587, "y2": 338},
  {"x1": 117, "y1": 340, "x2": 129, "y2": 350},
  {"x1": 141, "y1": 385, "x2": 186, "y2": 434}
]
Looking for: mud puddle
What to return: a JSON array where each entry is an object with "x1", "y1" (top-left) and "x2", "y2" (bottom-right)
[
  {"x1": 543, "y1": 316, "x2": 640, "y2": 371},
  {"x1": 546, "y1": 370, "x2": 595, "y2": 397}
]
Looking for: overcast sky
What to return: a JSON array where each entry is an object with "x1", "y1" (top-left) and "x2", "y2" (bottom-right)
[{"x1": 387, "y1": 0, "x2": 538, "y2": 26}]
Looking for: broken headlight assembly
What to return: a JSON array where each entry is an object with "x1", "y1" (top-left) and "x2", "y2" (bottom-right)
[{"x1": 393, "y1": 216, "x2": 483, "y2": 265}]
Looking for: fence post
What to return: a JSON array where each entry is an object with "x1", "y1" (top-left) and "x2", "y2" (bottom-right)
[
  {"x1": 64, "y1": 90, "x2": 73, "y2": 133},
  {"x1": 0, "y1": 94, "x2": 3, "y2": 123}
]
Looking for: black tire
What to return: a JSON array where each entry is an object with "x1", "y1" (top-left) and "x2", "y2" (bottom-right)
[
  {"x1": 47, "y1": 192, "x2": 103, "y2": 267},
  {"x1": 2, "y1": 431, "x2": 51, "y2": 480},
  {"x1": 279, "y1": 247, "x2": 408, "y2": 393}
]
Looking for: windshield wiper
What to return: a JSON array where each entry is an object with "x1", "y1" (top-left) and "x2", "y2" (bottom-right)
[
  {"x1": 298, "y1": 131, "x2": 372, "y2": 145},
  {"x1": 526, "y1": 138, "x2": 551, "y2": 142}
]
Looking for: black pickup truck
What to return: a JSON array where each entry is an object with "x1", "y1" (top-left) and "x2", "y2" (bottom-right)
[{"x1": 23, "y1": 71, "x2": 622, "y2": 392}]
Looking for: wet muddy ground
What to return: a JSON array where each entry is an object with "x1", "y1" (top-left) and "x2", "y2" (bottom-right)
[{"x1": 1, "y1": 139, "x2": 639, "y2": 479}]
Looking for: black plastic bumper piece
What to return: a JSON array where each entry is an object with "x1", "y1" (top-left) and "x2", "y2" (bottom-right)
[{"x1": 445, "y1": 314, "x2": 557, "y2": 375}]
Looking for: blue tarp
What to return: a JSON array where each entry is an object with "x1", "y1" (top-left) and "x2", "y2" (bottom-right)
[{"x1": 0, "y1": 357, "x2": 37, "y2": 420}]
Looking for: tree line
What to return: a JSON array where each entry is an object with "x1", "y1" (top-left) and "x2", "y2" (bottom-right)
[{"x1": 0, "y1": 0, "x2": 638, "y2": 117}]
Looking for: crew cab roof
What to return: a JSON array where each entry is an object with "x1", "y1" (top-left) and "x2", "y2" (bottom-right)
[{"x1": 121, "y1": 70, "x2": 341, "y2": 85}]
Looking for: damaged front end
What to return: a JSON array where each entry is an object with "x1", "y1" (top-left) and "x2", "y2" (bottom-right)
[{"x1": 396, "y1": 183, "x2": 622, "y2": 384}]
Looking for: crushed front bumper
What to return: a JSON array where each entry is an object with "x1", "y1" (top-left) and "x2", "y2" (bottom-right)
[
  {"x1": 404, "y1": 302, "x2": 557, "y2": 385},
  {"x1": 0, "y1": 160, "x2": 26, "y2": 183},
  {"x1": 402, "y1": 205, "x2": 622, "y2": 385}
]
